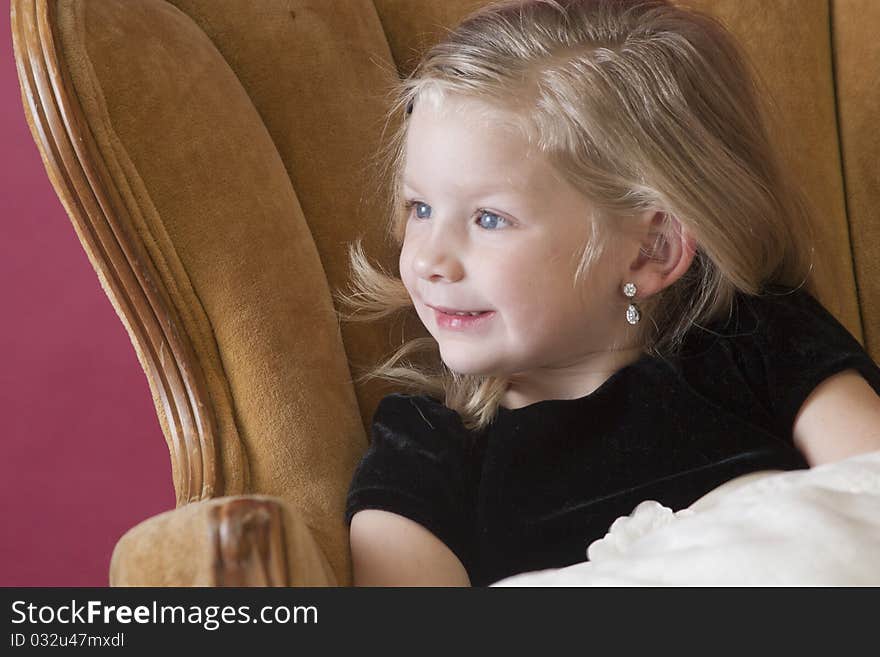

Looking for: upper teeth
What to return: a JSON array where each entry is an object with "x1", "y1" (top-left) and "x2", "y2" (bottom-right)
[{"x1": 449, "y1": 311, "x2": 482, "y2": 316}]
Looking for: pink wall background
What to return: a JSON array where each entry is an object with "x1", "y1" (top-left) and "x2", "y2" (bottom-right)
[{"x1": 2, "y1": 8, "x2": 175, "y2": 586}]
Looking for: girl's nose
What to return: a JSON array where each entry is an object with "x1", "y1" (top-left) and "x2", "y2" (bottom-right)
[{"x1": 412, "y1": 235, "x2": 465, "y2": 283}]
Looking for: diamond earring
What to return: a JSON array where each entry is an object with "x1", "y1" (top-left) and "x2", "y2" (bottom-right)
[{"x1": 622, "y1": 282, "x2": 640, "y2": 325}]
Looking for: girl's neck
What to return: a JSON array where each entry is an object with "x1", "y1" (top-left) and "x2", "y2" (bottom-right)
[{"x1": 500, "y1": 347, "x2": 646, "y2": 410}]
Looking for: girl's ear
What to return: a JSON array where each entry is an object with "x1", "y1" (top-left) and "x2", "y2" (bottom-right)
[{"x1": 626, "y1": 211, "x2": 697, "y2": 297}]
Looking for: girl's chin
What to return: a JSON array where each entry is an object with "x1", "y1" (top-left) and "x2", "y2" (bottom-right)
[{"x1": 439, "y1": 353, "x2": 503, "y2": 377}]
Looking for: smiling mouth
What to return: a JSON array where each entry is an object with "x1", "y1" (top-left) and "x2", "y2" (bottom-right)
[
  {"x1": 428, "y1": 304, "x2": 492, "y2": 316},
  {"x1": 430, "y1": 307, "x2": 496, "y2": 331},
  {"x1": 439, "y1": 310, "x2": 490, "y2": 316}
]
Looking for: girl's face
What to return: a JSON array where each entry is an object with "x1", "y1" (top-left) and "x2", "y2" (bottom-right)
[{"x1": 399, "y1": 95, "x2": 631, "y2": 383}]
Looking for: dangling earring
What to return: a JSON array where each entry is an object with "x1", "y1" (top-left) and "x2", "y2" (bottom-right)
[{"x1": 622, "y1": 282, "x2": 640, "y2": 325}]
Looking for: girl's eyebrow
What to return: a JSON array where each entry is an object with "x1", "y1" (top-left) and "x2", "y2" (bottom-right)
[{"x1": 402, "y1": 180, "x2": 529, "y2": 199}]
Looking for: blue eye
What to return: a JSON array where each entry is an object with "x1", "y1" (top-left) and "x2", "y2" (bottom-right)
[
  {"x1": 403, "y1": 200, "x2": 512, "y2": 230},
  {"x1": 411, "y1": 200, "x2": 431, "y2": 220},
  {"x1": 476, "y1": 210, "x2": 508, "y2": 230}
]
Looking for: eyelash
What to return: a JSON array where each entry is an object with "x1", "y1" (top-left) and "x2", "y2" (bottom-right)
[{"x1": 402, "y1": 200, "x2": 513, "y2": 230}]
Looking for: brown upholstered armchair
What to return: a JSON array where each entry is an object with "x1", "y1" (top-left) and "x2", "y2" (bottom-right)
[{"x1": 11, "y1": 0, "x2": 879, "y2": 587}]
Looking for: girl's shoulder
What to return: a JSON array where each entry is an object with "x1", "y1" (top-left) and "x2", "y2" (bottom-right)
[
  {"x1": 739, "y1": 283, "x2": 834, "y2": 320},
  {"x1": 688, "y1": 283, "x2": 857, "y2": 348},
  {"x1": 727, "y1": 284, "x2": 864, "y2": 356},
  {"x1": 679, "y1": 283, "x2": 880, "y2": 439},
  {"x1": 346, "y1": 391, "x2": 476, "y2": 571},
  {"x1": 372, "y1": 392, "x2": 468, "y2": 439}
]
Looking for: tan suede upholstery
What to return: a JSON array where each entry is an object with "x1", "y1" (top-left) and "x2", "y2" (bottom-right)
[
  {"x1": 109, "y1": 495, "x2": 338, "y2": 587},
  {"x1": 13, "y1": 0, "x2": 878, "y2": 587},
  {"x1": 831, "y1": 0, "x2": 880, "y2": 356}
]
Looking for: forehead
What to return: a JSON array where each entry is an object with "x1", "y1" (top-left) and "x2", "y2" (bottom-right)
[{"x1": 403, "y1": 95, "x2": 555, "y2": 193}]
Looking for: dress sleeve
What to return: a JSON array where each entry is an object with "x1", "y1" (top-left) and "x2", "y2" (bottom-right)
[
  {"x1": 344, "y1": 392, "x2": 474, "y2": 570},
  {"x1": 740, "y1": 286, "x2": 880, "y2": 439}
]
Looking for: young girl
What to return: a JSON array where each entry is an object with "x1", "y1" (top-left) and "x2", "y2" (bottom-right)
[{"x1": 336, "y1": 0, "x2": 880, "y2": 586}]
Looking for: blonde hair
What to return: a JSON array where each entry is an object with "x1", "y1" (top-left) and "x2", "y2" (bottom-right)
[{"x1": 334, "y1": 0, "x2": 817, "y2": 432}]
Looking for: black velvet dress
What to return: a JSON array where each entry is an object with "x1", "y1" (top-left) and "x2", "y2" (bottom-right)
[{"x1": 344, "y1": 286, "x2": 880, "y2": 586}]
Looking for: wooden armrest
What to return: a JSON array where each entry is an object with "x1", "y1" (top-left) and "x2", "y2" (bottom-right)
[{"x1": 109, "y1": 495, "x2": 338, "y2": 587}]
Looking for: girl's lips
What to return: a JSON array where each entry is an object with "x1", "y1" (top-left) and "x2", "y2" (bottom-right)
[
  {"x1": 432, "y1": 308, "x2": 496, "y2": 331},
  {"x1": 428, "y1": 304, "x2": 491, "y2": 314}
]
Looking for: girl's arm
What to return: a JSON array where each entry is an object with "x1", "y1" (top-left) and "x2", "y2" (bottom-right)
[
  {"x1": 349, "y1": 509, "x2": 472, "y2": 587},
  {"x1": 792, "y1": 369, "x2": 880, "y2": 467}
]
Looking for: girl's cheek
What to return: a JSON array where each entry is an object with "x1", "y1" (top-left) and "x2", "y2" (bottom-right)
[
  {"x1": 399, "y1": 245, "x2": 413, "y2": 283},
  {"x1": 400, "y1": 269, "x2": 416, "y2": 301}
]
